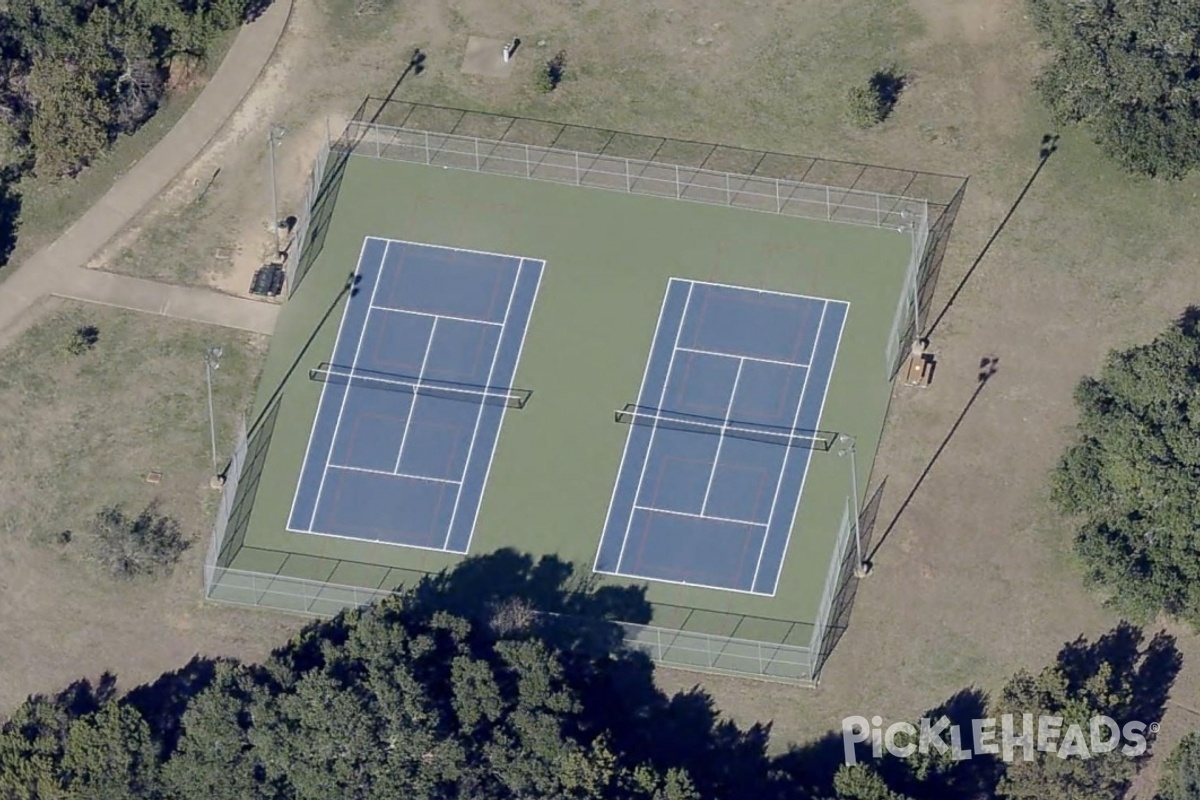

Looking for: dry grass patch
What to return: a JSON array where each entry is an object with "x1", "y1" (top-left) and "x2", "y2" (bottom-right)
[{"x1": 0, "y1": 301, "x2": 297, "y2": 713}]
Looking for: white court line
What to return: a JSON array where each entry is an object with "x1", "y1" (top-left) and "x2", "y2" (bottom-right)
[
  {"x1": 309, "y1": 240, "x2": 392, "y2": 529},
  {"x1": 329, "y1": 463, "x2": 462, "y2": 486},
  {"x1": 443, "y1": 256, "x2": 521, "y2": 550},
  {"x1": 592, "y1": 565, "x2": 772, "y2": 597},
  {"x1": 391, "y1": 318, "x2": 438, "y2": 473},
  {"x1": 593, "y1": 280, "x2": 676, "y2": 574},
  {"x1": 633, "y1": 504, "x2": 766, "y2": 529},
  {"x1": 369, "y1": 304, "x2": 504, "y2": 328},
  {"x1": 677, "y1": 345, "x2": 810, "y2": 371},
  {"x1": 288, "y1": 236, "x2": 375, "y2": 533},
  {"x1": 700, "y1": 357, "x2": 744, "y2": 516},
  {"x1": 463, "y1": 258, "x2": 547, "y2": 555},
  {"x1": 767, "y1": 301, "x2": 848, "y2": 594},
  {"x1": 376, "y1": 236, "x2": 541, "y2": 263},
  {"x1": 284, "y1": 523, "x2": 471, "y2": 555},
  {"x1": 685, "y1": 276, "x2": 844, "y2": 305},
  {"x1": 614, "y1": 281, "x2": 695, "y2": 573},
  {"x1": 750, "y1": 299, "x2": 829, "y2": 593}
]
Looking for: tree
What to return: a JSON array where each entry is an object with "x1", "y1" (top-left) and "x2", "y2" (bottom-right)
[
  {"x1": 26, "y1": 57, "x2": 112, "y2": 177},
  {"x1": 833, "y1": 765, "x2": 916, "y2": 800},
  {"x1": 0, "y1": 548, "x2": 1181, "y2": 799},
  {"x1": 991, "y1": 625, "x2": 1175, "y2": 800},
  {"x1": 1027, "y1": 0, "x2": 1200, "y2": 177},
  {"x1": 1052, "y1": 310, "x2": 1200, "y2": 624},
  {"x1": 1159, "y1": 732, "x2": 1200, "y2": 800}
]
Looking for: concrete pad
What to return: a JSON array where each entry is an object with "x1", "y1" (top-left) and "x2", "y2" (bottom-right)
[{"x1": 462, "y1": 36, "x2": 517, "y2": 78}]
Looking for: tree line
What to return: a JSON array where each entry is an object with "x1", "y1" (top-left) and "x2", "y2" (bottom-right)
[
  {"x1": 0, "y1": 0, "x2": 259, "y2": 263},
  {"x1": 0, "y1": 550, "x2": 1192, "y2": 800}
]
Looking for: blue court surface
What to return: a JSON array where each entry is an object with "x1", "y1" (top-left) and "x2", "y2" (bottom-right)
[
  {"x1": 287, "y1": 238, "x2": 544, "y2": 553},
  {"x1": 595, "y1": 278, "x2": 848, "y2": 595}
]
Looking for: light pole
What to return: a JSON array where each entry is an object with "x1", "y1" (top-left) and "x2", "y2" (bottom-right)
[
  {"x1": 268, "y1": 124, "x2": 286, "y2": 259},
  {"x1": 838, "y1": 434, "x2": 870, "y2": 577},
  {"x1": 205, "y1": 346, "x2": 223, "y2": 488}
]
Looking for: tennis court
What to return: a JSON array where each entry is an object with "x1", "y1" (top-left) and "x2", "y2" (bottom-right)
[
  {"x1": 286, "y1": 237, "x2": 544, "y2": 552},
  {"x1": 595, "y1": 278, "x2": 848, "y2": 595}
]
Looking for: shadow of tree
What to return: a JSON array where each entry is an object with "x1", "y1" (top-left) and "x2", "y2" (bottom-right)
[
  {"x1": 0, "y1": 177, "x2": 22, "y2": 269},
  {"x1": 241, "y1": 0, "x2": 275, "y2": 22},
  {"x1": 869, "y1": 66, "x2": 906, "y2": 122},
  {"x1": 771, "y1": 688, "x2": 995, "y2": 800},
  {"x1": 53, "y1": 671, "x2": 120, "y2": 717},
  {"x1": 124, "y1": 656, "x2": 221, "y2": 758},
  {"x1": 1055, "y1": 621, "x2": 1181, "y2": 740},
  {"x1": 269, "y1": 549, "x2": 778, "y2": 799}
]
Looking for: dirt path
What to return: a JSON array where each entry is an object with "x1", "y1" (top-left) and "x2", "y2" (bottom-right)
[{"x1": 0, "y1": 0, "x2": 293, "y2": 349}]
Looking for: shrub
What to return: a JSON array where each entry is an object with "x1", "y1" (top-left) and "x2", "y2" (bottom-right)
[
  {"x1": 536, "y1": 49, "x2": 568, "y2": 93},
  {"x1": 90, "y1": 503, "x2": 189, "y2": 579},
  {"x1": 67, "y1": 324, "x2": 99, "y2": 355},
  {"x1": 846, "y1": 65, "x2": 905, "y2": 128}
]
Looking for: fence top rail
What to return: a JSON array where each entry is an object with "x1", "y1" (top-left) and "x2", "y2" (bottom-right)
[
  {"x1": 619, "y1": 619, "x2": 815, "y2": 655},
  {"x1": 348, "y1": 97, "x2": 968, "y2": 202},
  {"x1": 206, "y1": 566, "x2": 816, "y2": 655},
  {"x1": 344, "y1": 121, "x2": 935, "y2": 213}
]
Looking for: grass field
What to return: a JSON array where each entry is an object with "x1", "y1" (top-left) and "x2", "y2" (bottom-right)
[
  {"x1": 0, "y1": 301, "x2": 295, "y2": 710},
  {"x1": 32, "y1": 0, "x2": 1200, "y2": 789},
  {"x1": 217, "y1": 151, "x2": 914, "y2": 658}
]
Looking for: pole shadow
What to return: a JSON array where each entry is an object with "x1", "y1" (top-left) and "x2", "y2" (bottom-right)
[
  {"x1": 370, "y1": 49, "x2": 426, "y2": 124},
  {"x1": 868, "y1": 356, "x2": 998, "y2": 561},
  {"x1": 925, "y1": 135, "x2": 1059, "y2": 340},
  {"x1": 240, "y1": 271, "x2": 362, "y2": 445},
  {"x1": 285, "y1": 50, "x2": 425, "y2": 296}
]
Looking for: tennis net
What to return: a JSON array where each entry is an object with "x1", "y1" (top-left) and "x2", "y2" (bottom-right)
[
  {"x1": 310, "y1": 363, "x2": 531, "y2": 409},
  {"x1": 614, "y1": 404, "x2": 838, "y2": 451}
]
